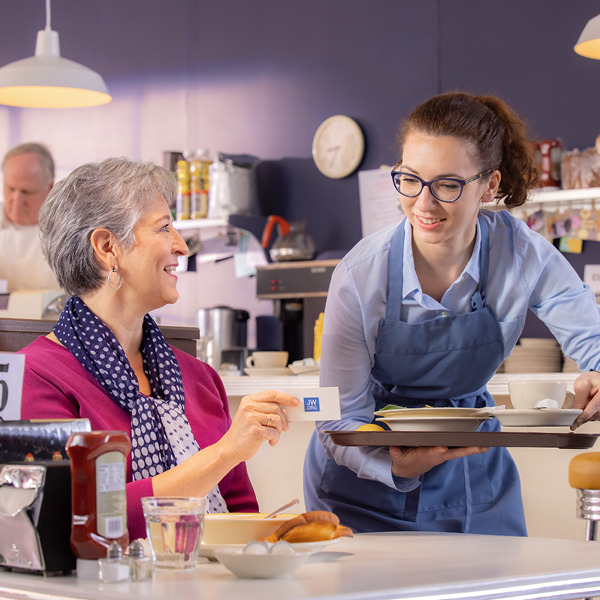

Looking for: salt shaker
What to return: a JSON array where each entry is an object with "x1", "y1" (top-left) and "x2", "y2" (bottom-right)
[
  {"x1": 129, "y1": 540, "x2": 152, "y2": 581},
  {"x1": 98, "y1": 541, "x2": 130, "y2": 583}
]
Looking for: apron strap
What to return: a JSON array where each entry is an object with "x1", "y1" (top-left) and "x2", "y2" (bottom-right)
[{"x1": 385, "y1": 219, "x2": 407, "y2": 319}]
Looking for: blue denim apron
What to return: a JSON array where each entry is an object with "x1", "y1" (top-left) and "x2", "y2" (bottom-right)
[{"x1": 304, "y1": 216, "x2": 526, "y2": 536}]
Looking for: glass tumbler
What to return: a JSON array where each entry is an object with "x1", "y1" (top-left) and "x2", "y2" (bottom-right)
[{"x1": 141, "y1": 497, "x2": 208, "y2": 570}]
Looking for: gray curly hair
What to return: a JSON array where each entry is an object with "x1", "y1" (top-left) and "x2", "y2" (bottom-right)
[{"x1": 39, "y1": 157, "x2": 177, "y2": 296}]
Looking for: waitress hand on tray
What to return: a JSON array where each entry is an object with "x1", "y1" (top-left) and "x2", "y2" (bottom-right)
[
  {"x1": 571, "y1": 372, "x2": 600, "y2": 429},
  {"x1": 304, "y1": 91, "x2": 600, "y2": 537},
  {"x1": 18, "y1": 157, "x2": 298, "y2": 541}
]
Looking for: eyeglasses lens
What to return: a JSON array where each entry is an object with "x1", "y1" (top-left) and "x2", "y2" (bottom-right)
[{"x1": 393, "y1": 174, "x2": 462, "y2": 202}]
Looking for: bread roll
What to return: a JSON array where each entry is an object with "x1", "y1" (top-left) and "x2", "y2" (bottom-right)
[
  {"x1": 569, "y1": 453, "x2": 600, "y2": 489},
  {"x1": 281, "y1": 521, "x2": 338, "y2": 543},
  {"x1": 261, "y1": 510, "x2": 352, "y2": 543}
]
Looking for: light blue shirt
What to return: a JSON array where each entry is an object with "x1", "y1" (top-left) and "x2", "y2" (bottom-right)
[{"x1": 316, "y1": 209, "x2": 600, "y2": 489}]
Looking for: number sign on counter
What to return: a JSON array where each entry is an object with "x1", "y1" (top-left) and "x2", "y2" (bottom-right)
[{"x1": 0, "y1": 352, "x2": 25, "y2": 421}]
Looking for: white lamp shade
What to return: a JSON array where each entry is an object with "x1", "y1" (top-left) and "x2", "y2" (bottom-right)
[
  {"x1": 575, "y1": 14, "x2": 600, "y2": 60},
  {"x1": 0, "y1": 30, "x2": 111, "y2": 108}
]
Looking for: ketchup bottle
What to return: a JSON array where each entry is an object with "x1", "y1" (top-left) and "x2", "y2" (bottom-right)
[{"x1": 65, "y1": 431, "x2": 131, "y2": 560}]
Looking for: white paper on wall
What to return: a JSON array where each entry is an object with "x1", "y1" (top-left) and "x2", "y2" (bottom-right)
[{"x1": 358, "y1": 167, "x2": 404, "y2": 238}]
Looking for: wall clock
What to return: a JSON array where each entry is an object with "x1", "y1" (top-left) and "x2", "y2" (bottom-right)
[{"x1": 312, "y1": 115, "x2": 365, "y2": 179}]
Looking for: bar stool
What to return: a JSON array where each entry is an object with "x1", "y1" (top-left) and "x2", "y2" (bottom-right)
[{"x1": 569, "y1": 452, "x2": 600, "y2": 541}]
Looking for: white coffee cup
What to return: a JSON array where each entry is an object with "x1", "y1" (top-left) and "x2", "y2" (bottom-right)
[
  {"x1": 246, "y1": 351, "x2": 289, "y2": 369},
  {"x1": 508, "y1": 381, "x2": 574, "y2": 410}
]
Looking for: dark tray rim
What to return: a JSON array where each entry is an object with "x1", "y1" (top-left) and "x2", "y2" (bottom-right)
[{"x1": 325, "y1": 430, "x2": 599, "y2": 449}]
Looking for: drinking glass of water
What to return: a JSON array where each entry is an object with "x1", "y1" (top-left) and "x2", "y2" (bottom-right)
[{"x1": 142, "y1": 497, "x2": 208, "y2": 570}]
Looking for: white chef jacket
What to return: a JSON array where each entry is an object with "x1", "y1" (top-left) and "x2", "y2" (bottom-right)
[{"x1": 0, "y1": 208, "x2": 60, "y2": 292}]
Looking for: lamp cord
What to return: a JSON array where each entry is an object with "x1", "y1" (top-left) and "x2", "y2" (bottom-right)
[{"x1": 45, "y1": 0, "x2": 52, "y2": 31}]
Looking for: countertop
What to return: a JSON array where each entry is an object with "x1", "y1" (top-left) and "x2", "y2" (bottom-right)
[
  {"x1": 222, "y1": 372, "x2": 578, "y2": 400},
  {"x1": 2, "y1": 532, "x2": 600, "y2": 600}
]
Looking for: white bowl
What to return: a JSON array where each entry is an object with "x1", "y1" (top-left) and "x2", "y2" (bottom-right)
[
  {"x1": 214, "y1": 547, "x2": 311, "y2": 579},
  {"x1": 375, "y1": 416, "x2": 490, "y2": 432},
  {"x1": 202, "y1": 513, "x2": 300, "y2": 545}
]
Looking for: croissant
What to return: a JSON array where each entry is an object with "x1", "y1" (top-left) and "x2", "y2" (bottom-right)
[{"x1": 262, "y1": 510, "x2": 353, "y2": 543}]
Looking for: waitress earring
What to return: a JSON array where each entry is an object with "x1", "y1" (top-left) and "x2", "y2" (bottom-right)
[{"x1": 107, "y1": 265, "x2": 122, "y2": 290}]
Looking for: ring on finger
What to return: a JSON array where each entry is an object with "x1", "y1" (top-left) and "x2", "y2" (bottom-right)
[{"x1": 267, "y1": 414, "x2": 273, "y2": 427}]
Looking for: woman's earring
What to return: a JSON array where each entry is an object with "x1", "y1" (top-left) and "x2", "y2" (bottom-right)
[{"x1": 107, "y1": 265, "x2": 122, "y2": 291}]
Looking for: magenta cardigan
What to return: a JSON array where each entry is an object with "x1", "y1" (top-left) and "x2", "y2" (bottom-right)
[{"x1": 19, "y1": 336, "x2": 258, "y2": 539}]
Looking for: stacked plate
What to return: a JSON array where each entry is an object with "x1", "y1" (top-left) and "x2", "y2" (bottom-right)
[
  {"x1": 562, "y1": 354, "x2": 579, "y2": 373},
  {"x1": 503, "y1": 338, "x2": 562, "y2": 373}
]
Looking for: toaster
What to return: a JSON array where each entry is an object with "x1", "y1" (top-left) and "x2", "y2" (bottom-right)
[{"x1": 0, "y1": 461, "x2": 75, "y2": 574}]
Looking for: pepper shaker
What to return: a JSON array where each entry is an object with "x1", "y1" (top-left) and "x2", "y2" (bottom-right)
[{"x1": 129, "y1": 540, "x2": 152, "y2": 581}]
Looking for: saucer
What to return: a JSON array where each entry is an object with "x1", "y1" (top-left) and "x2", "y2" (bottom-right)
[
  {"x1": 493, "y1": 409, "x2": 582, "y2": 427},
  {"x1": 288, "y1": 364, "x2": 320, "y2": 375},
  {"x1": 244, "y1": 367, "x2": 292, "y2": 377}
]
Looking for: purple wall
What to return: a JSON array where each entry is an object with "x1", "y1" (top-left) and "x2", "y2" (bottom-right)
[{"x1": 2, "y1": 0, "x2": 600, "y2": 265}]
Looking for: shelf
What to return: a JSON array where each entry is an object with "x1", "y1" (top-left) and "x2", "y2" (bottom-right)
[
  {"x1": 529, "y1": 187, "x2": 600, "y2": 203},
  {"x1": 173, "y1": 217, "x2": 228, "y2": 231},
  {"x1": 484, "y1": 186, "x2": 600, "y2": 209}
]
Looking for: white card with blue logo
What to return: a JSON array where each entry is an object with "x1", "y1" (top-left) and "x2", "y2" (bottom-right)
[{"x1": 282, "y1": 387, "x2": 340, "y2": 421}]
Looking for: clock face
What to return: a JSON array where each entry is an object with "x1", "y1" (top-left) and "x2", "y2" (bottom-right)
[{"x1": 312, "y1": 115, "x2": 365, "y2": 179}]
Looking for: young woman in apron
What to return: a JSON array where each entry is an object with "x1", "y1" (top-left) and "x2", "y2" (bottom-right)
[{"x1": 303, "y1": 92, "x2": 600, "y2": 536}]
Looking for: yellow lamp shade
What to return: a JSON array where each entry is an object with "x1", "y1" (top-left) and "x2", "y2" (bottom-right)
[{"x1": 575, "y1": 14, "x2": 600, "y2": 59}]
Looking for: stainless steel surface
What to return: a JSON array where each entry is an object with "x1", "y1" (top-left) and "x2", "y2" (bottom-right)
[
  {"x1": 256, "y1": 259, "x2": 339, "y2": 299},
  {"x1": 196, "y1": 306, "x2": 249, "y2": 370},
  {"x1": 576, "y1": 488, "x2": 600, "y2": 523}
]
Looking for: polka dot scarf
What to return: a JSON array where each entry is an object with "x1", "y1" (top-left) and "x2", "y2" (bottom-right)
[{"x1": 54, "y1": 296, "x2": 227, "y2": 513}]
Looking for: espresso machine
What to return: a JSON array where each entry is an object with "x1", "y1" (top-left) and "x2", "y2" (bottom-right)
[{"x1": 255, "y1": 259, "x2": 339, "y2": 362}]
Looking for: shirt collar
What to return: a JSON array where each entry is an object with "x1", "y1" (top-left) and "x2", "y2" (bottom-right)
[{"x1": 401, "y1": 217, "x2": 482, "y2": 300}]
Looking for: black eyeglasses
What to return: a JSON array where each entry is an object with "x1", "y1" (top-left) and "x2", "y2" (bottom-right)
[{"x1": 391, "y1": 164, "x2": 492, "y2": 203}]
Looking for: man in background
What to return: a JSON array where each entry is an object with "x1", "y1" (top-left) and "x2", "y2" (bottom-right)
[{"x1": 0, "y1": 142, "x2": 60, "y2": 291}]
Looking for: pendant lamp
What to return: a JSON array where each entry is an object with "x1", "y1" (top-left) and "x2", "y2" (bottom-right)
[
  {"x1": 575, "y1": 14, "x2": 600, "y2": 60},
  {"x1": 0, "y1": 0, "x2": 111, "y2": 108}
]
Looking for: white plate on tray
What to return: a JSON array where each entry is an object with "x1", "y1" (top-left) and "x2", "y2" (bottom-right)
[
  {"x1": 375, "y1": 416, "x2": 491, "y2": 432},
  {"x1": 374, "y1": 407, "x2": 493, "y2": 419},
  {"x1": 492, "y1": 408, "x2": 582, "y2": 427},
  {"x1": 199, "y1": 537, "x2": 343, "y2": 559},
  {"x1": 244, "y1": 367, "x2": 292, "y2": 377}
]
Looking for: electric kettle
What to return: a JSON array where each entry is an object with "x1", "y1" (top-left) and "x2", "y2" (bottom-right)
[{"x1": 261, "y1": 215, "x2": 316, "y2": 262}]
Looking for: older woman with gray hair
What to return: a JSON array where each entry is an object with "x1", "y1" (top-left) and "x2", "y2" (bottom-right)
[{"x1": 20, "y1": 157, "x2": 298, "y2": 539}]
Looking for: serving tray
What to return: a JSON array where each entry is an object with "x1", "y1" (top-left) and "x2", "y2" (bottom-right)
[{"x1": 326, "y1": 430, "x2": 599, "y2": 449}]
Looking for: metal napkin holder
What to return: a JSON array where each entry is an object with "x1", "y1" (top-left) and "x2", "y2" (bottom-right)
[{"x1": 0, "y1": 461, "x2": 75, "y2": 574}]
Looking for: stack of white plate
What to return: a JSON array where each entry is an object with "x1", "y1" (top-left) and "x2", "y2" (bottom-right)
[
  {"x1": 503, "y1": 338, "x2": 562, "y2": 373},
  {"x1": 562, "y1": 355, "x2": 579, "y2": 373}
]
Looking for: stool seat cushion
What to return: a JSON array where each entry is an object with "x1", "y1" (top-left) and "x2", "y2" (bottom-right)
[{"x1": 569, "y1": 452, "x2": 600, "y2": 489}]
